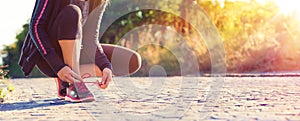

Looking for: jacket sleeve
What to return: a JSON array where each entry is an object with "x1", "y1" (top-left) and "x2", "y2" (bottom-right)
[
  {"x1": 29, "y1": 0, "x2": 66, "y2": 73},
  {"x1": 94, "y1": 2, "x2": 112, "y2": 71},
  {"x1": 82, "y1": 1, "x2": 112, "y2": 71}
]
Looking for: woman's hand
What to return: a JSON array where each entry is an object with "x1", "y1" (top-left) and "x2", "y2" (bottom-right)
[
  {"x1": 99, "y1": 68, "x2": 113, "y2": 89},
  {"x1": 57, "y1": 66, "x2": 83, "y2": 84}
]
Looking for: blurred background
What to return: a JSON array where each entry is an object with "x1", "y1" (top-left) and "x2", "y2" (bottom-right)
[{"x1": 1, "y1": 0, "x2": 300, "y2": 78}]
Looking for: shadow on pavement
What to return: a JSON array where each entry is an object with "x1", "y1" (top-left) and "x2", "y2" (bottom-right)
[{"x1": 0, "y1": 98, "x2": 71, "y2": 111}]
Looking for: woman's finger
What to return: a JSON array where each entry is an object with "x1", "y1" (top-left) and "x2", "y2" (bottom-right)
[
  {"x1": 65, "y1": 75, "x2": 75, "y2": 84},
  {"x1": 106, "y1": 73, "x2": 112, "y2": 84},
  {"x1": 71, "y1": 72, "x2": 83, "y2": 82},
  {"x1": 101, "y1": 72, "x2": 108, "y2": 84}
]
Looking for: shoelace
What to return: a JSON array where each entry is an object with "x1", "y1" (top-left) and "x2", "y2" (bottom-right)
[
  {"x1": 80, "y1": 73, "x2": 103, "y2": 88},
  {"x1": 84, "y1": 81, "x2": 100, "y2": 87},
  {"x1": 81, "y1": 74, "x2": 101, "y2": 86}
]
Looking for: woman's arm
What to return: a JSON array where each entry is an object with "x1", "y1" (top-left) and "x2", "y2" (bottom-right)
[
  {"x1": 30, "y1": 0, "x2": 66, "y2": 73},
  {"x1": 81, "y1": 0, "x2": 112, "y2": 71},
  {"x1": 81, "y1": 0, "x2": 112, "y2": 87}
]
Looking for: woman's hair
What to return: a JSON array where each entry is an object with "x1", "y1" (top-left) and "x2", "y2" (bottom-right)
[{"x1": 89, "y1": 0, "x2": 109, "y2": 13}]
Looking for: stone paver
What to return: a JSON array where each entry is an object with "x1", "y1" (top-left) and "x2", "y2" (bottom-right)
[{"x1": 0, "y1": 77, "x2": 300, "y2": 121}]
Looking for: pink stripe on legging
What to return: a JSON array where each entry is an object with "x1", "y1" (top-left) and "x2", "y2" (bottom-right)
[{"x1": 34, "y1": 0, "x2": 48, "y2": 55}]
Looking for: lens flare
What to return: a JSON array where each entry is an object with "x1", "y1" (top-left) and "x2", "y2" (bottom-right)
[{"x1": 273, "y1": 0, "x2": 299, "y2": 15}]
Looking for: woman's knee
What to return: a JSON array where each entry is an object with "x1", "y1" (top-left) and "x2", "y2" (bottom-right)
[
  {"x1": 129, "y1": 52, "x2": 142, "y2": 74},
  {"x1": 56, "y1": 5, "x2": 82, "y2": 40},
  {"x1": 60, "y1": 5, "x2": 82, "y2": 21}
]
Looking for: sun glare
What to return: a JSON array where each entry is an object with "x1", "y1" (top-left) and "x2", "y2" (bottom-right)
[
  {"x1": 273, "y1": 0, "x2": 299, "y2": 15},
  {"x1": 216, "y1": 0, "x2": 300, "y2": 17},
  {"x1": 256, "y1": 0, "x2": 300, "y2": 18},
  {"x1": 250, "y1": 0, "x2": 300, "y2": 19}
]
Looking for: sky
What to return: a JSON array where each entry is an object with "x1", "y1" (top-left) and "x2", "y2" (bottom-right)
[{"x1": 0, "y1": 0, "x2": 36, "y2": 50}]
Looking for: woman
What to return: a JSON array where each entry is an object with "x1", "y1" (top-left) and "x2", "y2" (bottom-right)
[{"x1": 19, "y1": 0, "x2": 141, "y2": 102}]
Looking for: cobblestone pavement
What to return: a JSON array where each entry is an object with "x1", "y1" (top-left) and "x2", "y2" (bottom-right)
[{"x1": 0, "y1": 77, "x2": 300, "y2": 121}]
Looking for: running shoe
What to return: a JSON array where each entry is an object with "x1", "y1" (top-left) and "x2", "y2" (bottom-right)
[
  {"x1": 55, "y1": 78, "x2": 68, "y2": 99},
  {"x1": 65, "y1": 82, "x2": 95, "y2": 102}
]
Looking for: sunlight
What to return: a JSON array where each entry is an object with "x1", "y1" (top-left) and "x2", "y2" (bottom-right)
[
  {"x1": 256, "y1": 0, "x2": 300, "y2": 17},
  {"x1": 273, "y1": 0, "x2": 299, "y2": 15},
  {"x1": 214, "y1": 0, "x2": 300, "y2": 17}
]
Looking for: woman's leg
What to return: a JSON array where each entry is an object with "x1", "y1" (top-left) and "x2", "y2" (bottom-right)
[
  {"x1": 59, "y1": 40, "x2": 81, "y2": 75},
  {"x1": 79, "y1": 44, "x2": 142, "y2": 77},
  {"x1": 54, "y1": 5, "x2": 94, "y2": 102},
  {"x1": 78, "y1": 1, "x2": 141, "y2": 78},
  {"x1": 34, "y1": 4, "x2": 84, "y2": 100},
  {"x1": 55, "y1": 4, "x2": 83, "y2": 78},
  {"x1": 102, "y1": 44, "x2": 142, "y2": 76},
  {"x1": 79, "y1": 1, "x2": 109, "y2": 79}
]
